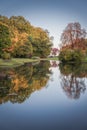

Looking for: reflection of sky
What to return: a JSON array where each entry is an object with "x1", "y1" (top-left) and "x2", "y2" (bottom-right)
[
  {"x1": 0, "y1": 67, "x2": 87, "y2": 130},
  {"x1": 0, "y1": 0, "x2": 87, "y2": 47}
]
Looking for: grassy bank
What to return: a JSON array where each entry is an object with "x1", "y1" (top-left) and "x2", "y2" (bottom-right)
[
  {"x1": 40, "y1": 57, "x2": 58, "y2": 61},
  {"x1": 0, "y1": 58, "x2": 39, "y2": 67},
  {"x1": 0, "y1": 56, "x2": 87, "y2": 68},
  {"x1": 0, "y1": 57, "x2": 58, "y2": 68}
]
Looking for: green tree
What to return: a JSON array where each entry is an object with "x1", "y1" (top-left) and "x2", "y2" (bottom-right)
[
  {"x1": 59, "y1": 49, "x2": 83, "y2": 63},
  {"x1": 0, "y1": 22, "x2": 11, "y2": 58},
  {"x1": 29, "y1": 28, "x2": 52, "y2": 57},
  {"x1": 14, "y1": 41, "x2": 33, "y2": 58}
]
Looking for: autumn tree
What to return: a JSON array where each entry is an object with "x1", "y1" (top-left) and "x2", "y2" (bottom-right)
[
  {"x1": 0, "y1": 15, "x2": 52, "y2": 58},
  {"x1": 9, "y1": 16, "x2": 32, "y2": 33},
  {"x1": 51, "y1": 48, "x2": 59, "y2": 56},
  {"x1": 59, "y1": 22, "x2": 87, "y2": 63},
  {"x1": 61, "y1": 22, "x2": 86, "y2": 49},
  {"x1": 9, "y1": 16, "x2": 52, "y2": 58},
  {"x1": 29, "y1": 28, "x2": 52, "y2": 57},
  {"x1": 0, "y1": 15, "x2": 9, "y2": 25}
]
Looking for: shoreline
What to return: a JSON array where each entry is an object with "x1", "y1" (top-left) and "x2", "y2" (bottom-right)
[
  {"x1": 1, "y1": 57, "x2": 86, "y2": 68},
  {"x1": 0, "y1": 57, "x2": 58, "y2": 68}
]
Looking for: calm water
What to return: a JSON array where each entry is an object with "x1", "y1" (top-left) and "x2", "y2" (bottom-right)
[{"x1": 0, "y1": 61, "x2": 87, "y2": 130}]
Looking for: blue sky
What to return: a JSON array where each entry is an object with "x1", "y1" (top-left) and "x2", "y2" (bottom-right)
[{"x1": 0, "y1": 0, "x2": 87, "y2": 47}]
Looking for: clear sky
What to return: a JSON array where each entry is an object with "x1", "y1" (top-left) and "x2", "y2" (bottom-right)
[{"x1": 0, "y1": 0, "x2": 87, "y2": 47}]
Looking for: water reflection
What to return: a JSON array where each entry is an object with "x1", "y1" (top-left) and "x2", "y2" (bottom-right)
[
  {"x1": 59, "y1": 63, "x2": 87, "y2": 99},
  {"x1": 0, "y1": 61, "x2": 52, "y2": 104},
  {"x1": 0, "y1": 60, "x2": 87, "y2": 103},
  {"x1": 50, "y1": 61, "x2": 59, "y2": 67}
]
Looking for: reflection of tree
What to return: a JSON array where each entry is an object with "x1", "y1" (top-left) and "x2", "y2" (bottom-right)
[
  {"x1": 0, "y1": 61, "x2": 52, "y2": 104},
  {"x1": 59, "y1": 63, "x2": 87, "y2": 99},
  {"x1": 50, "y1": 61, "x2": 58, "y2": 68}
]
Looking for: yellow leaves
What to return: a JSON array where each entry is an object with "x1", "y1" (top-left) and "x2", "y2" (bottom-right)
[
  {"x1": 0, "y1": 21, "x2": 8, "y2": 28},
  {"x1": 11, "y1": 30, "x2": 28, "y2": 43},
  {"x1": 11, "y1": 75, "x2": 48, "y2": 93},
  {"x1": 11, "y1": 29, "x2": 29, "y2": 52},
  {"x1": 31, "y1": 27, "x2": 48, "y2": 40},
  {"x1": 0, "y1": 61, "x2": 51, "y2": 104},
  {"x1": 29, "y1": 78, "x2": 48, "y2": 91},
  {"x1": 12, "y1": 74, "x2": 29, "y2": 92},
  {"x1": 0, "y1": 15, "x2": 52, "y2": 58}
]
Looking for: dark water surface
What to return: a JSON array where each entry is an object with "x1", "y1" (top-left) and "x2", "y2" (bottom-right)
[{"x1": 0, "y1": 61, "x2": 87, "y2": 130}]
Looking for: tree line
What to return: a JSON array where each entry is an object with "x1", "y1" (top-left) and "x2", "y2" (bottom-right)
[{"x1": 0, "y1": 15, "x2": 53, "y2": 59}]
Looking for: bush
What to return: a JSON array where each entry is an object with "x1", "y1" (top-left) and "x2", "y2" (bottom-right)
[
  {"x1": 1, "y1": 52, "x2": 11, "y2": 60},
  {"x1": 59, "y1": 49, "x2": 83, "y2": 63}
]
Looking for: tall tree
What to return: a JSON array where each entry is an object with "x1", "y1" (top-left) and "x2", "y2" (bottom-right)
[
  {"x1": 61, "y1": 22, "x2": 86, "y2": 49},
  {"x1": 29, "y1": 27, "x2": 52, "y2": 57},
  {"x1": 0, "y1": 22, "x2": 11, "y2": 57}
]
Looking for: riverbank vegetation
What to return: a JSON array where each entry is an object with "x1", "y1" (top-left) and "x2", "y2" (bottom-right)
[
  {"x1": 0, "y1": 15, "x2": 87, "y2": 66},
  {"x1": 0, "y1": 15, "x2": 53, "y2": 60},
  {"x1": 0, "y1": 58, "x2": 40, "y2": 67},
  {"x1": 59, "y1": 22, "x2": 87, "y2": 63}
]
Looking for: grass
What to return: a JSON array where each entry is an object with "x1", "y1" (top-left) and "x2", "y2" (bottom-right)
[
  {"x1": 40, "y1": 57, "x2": 58, "y2": 61},
  {"x1": 0, "y1": 57, "x2": 59, "y2": 68},
  {"x1": 0, "y1": 56, "x2": 87, "y2": 68},
  {"x1": 0, "y1": 58, "x2": 39, "y2": 68}
]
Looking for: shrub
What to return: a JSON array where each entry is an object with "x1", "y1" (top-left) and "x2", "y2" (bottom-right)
[
  {"x1": 59, "y1": 49, "x2": 83, "y2": 63},
  {"x1": 1, "y1": 52, "x2": 11, "y2": 60}
]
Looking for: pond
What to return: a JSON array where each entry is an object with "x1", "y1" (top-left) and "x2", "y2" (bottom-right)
[{"x1": 0, "y1": 61, "x2": 87, "y2": 130}]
